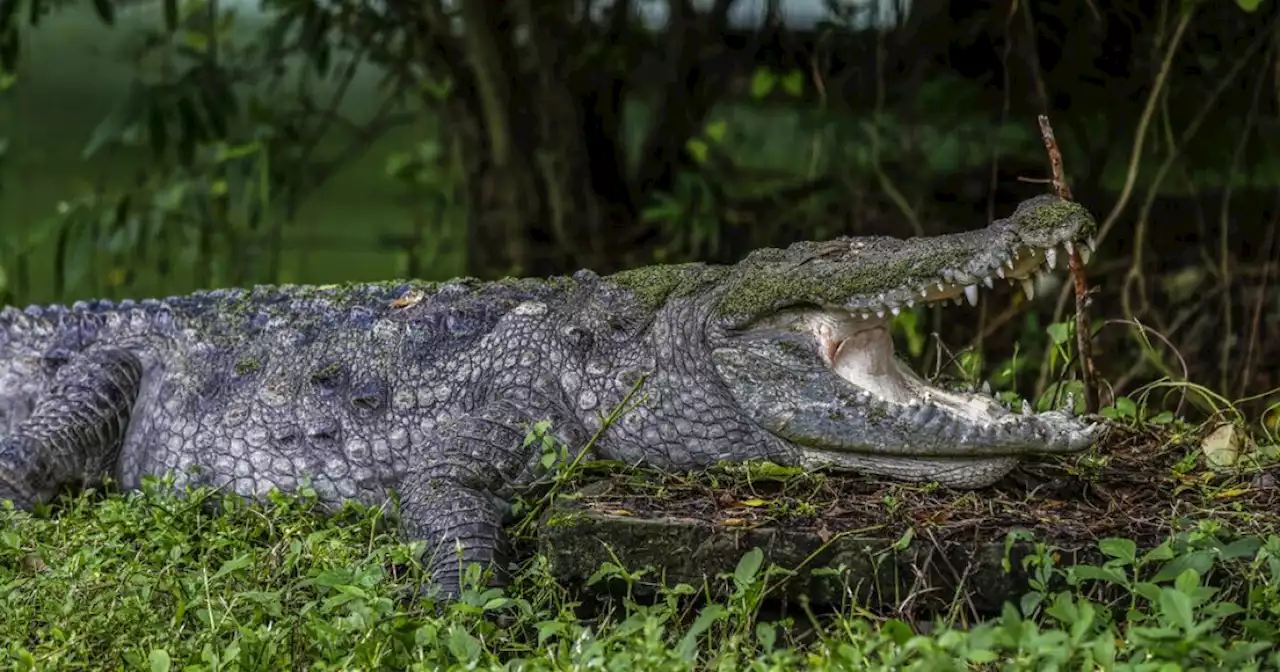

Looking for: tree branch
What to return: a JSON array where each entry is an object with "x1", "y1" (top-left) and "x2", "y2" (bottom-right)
[{"x1": 457, "y1": 1, "x2": 516, "y2": 166}]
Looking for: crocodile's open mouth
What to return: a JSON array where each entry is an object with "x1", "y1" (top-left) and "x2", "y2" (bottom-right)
[
  {"x1": 807, "y1": 238, "x2": 1095, "y2": 421},
  {"x1": 711, "y1": 234, "x2": 1102, "y2": 461}
]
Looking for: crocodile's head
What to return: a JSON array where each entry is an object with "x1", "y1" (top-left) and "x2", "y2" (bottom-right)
[{"x1": 706, "y1": 195, "x2": 1104, "y2": 487}]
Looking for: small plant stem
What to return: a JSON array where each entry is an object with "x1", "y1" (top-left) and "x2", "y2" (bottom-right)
[
  {"x1": 510, "y1": 373, "x2": 650, "y2": 538},
  {"x1": 1037, "y1": 114, "x2": 1099, "y2": 413}
]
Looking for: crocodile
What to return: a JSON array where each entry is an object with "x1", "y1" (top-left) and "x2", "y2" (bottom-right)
[{"x1": 0, "y1": 194, "x2": 1103, "y2": 596}]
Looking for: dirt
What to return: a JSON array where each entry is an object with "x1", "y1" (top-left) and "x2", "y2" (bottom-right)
[{"x1": 530, "y1": 425, "x2": 1279, "y2": 617}]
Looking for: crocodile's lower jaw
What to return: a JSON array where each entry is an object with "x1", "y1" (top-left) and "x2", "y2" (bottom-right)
[
  {"x1": 811, "y1": 315, "x2": 1010, "y2": 424},
  {"x1": 794, "y1": 449, "x2": 1021, "y2": 488}
]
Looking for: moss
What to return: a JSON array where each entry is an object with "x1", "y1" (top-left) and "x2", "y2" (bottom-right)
[
  {"x1": 714, "y1": 260, "x2": 920, "y2": 319},
  {"x1": 310, "y1": 361, "x2": 342, "y2": 384},
  {"x1": 1015, "y1": 197, "x2": 1097, "y2": 236},
  {"x1": 714, "y1": 198, "x2": 1099, "y2": 320},
  {"x1": 234, "y1": 358, "x2": 261, "y2": 376},
  {"x1": 775, "y1": 340, "x2": 808, "y2": 358},
  {"x1": 541, "y1": 511, "x2": 589, "y2": 528},
  {"x1": 714, "y1": 232, "x2": 1001, "y2": 318},
  {"x1": 608, "y1": 263, "x2": 717, "y2": 310}
]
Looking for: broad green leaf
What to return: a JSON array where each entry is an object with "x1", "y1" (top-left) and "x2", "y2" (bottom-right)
[
  {"x1": 1219, "y1": 537, "x2": 1263, "y2": 560},
  {"x1": 1158, "y1": 587, "x2": 1195, "y2": 632},
  {"x1": 1071, "y1": 565, "x2": 1129, "y2": 586},
  {"x1": 1151, "y1": 550, "x2": 1216, "y2": 583},
  {"x1": 686, "y1": 138, "x2": 709, "y2": 163},
  {"x1": 447, "y1": 626, "x2": 481, "y2": 662},
  {"x1": 781, "y1": 70, "x2": 804, "y2": 96},
  {"x1": 1114, "y1": 397, "x2": 1138, "y2": 418},
  {"x1": 734, "y1": 547, "x2": 764, "y2": 587},
  {"x1": 755, "y1": 622, "x2": 777, "y2": 652},
  {"x1": 750, "y1": 68, "x2": 776, "y2": 98},
  {"x1": 149, "y1": 650, "x2": 171, "y2": 672},
  {"x1": 1099, "y1": 538, "x2": 1137, "y2": 564},
  {"x1": 704, "y1": 120, "x2": 728, "y2": 143},
  {"x1": 676, "y1": 604, "x2": 726, "y2": 661}
]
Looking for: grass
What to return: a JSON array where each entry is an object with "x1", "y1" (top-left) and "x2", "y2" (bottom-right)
[{"x1": 3, "y1": 421, "x2": 1279, "y2": 670}]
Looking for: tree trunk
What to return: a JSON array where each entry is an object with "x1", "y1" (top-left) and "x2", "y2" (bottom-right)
[
  {"x1": 446, "y1": 95, "x2": 635, "y2": 281},
  {"x1": 439, "y1": 2, "x2": 640, "y2": 281}
]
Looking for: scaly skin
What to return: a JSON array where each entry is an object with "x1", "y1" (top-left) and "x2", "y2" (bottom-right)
[{"x1": 0, "y1": 194, "x2": 1105, "y2": 596}]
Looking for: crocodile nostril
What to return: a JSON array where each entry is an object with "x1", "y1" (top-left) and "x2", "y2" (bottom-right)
[{"x1": 305, "y1": 417, "x2": 342, "y2": 443}]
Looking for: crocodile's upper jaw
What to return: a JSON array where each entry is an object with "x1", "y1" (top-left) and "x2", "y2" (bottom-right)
[{"x1": 709, "y1": 217, "x2": 1104, "y2": 482}]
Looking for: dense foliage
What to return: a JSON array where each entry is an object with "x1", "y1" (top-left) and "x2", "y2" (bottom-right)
[{"x1": 2, "y1": 480, "x2": 1278, "y2": 670}]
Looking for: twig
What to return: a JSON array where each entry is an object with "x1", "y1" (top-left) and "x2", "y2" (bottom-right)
[
  {"x1": 1239, "y1": 200, "x2": 1279, "y2": 399},
  {"x1": 1222, "y1": 41, "x2": 1273, "y2": 397},
  {"x1": 1037, "y1": 115, "x2": 1098, "y2": 413}
]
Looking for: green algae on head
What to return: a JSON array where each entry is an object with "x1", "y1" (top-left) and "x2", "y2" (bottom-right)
[
  {"x1": 713, "y1": 245, "x2": 980, "y2": 320},
  {"x1": 1009, "y1": 195, "x2": 1097, "y2": 247},
  {"x1": 608, "y1": 262, "x2": 725, "y2": 311},
  {"x1": 712, "y1": 195, "x2": 1099, "y2": 322}
]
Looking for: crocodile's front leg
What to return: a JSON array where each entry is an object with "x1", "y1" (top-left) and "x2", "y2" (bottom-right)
[
  {"x1": 397, "y1": 401, "x2": 574, "y2": 599},
  {"x1": 0, "y1": 347, "x2": 143, "y2": 507}
]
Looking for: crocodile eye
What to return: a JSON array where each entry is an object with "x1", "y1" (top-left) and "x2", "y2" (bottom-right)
[
  {"x1": 40, "y1": 347, "x2": 73, "y2": 374},
  {"x1": 563, "y1": 325, "x2": 594, "y2": 351}
]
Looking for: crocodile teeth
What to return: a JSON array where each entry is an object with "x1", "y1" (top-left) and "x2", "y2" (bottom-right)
[
  {"x1": 1020, "y1": 278, "x2": 1035, "y2": 300},
  {"x1": 1063, "y1": 240, "x2": 1074, "y2": 256},
  {"x1": 996, "y1": 266, "x2": 1006, "y2": 279},
  {"x1": 1080, "y1": 246, "x2": 1092, "y2": 265},
  {"x1": 963, "y1": 285, "x2": 979, "y2": 306},
  {"x1": 1021, "y1": 399, "x2": 1032, "y2": 415},
  {"x1": 1045, "y1": 247, "x2": 1057, "y2": 270},
  {"x1": 890, "y1": 305, "x2": 900, "y2": 316},
  {"x1": 937, "y1": 282, "x2": 945, "y2": 292},
  {"x1": 983, "y1": 276, "x2": 994, "y2": 289},
  {"x1": 1006, "y1": 258, "x2": 1015, "y2": 270},
  {"x1": 981, "y1": 381, "x2": 992, "y2": 395},
  {"x1": 920, "y1": 288, "x2": 929, "y2": 297},
  {"x1": 876, "y1": 308, "x2": 886, "y2": 318},
  {"x1": 1086, "y1": 237, "x2": 1097, "y2": 252},
  {"x1": 905, "y1": 299, "x2": 914, "y2": 309},
  {"x1": 953, "y1": 296, "x2": 963, "y2": 306}
]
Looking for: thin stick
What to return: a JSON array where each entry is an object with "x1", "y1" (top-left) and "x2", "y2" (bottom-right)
[{"x1": 1037, "y1": 114, "x2": 1099, "y2": 413}]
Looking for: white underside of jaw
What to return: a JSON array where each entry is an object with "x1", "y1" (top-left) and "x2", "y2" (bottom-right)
[{"x1": 809, "y1": 313, "x2": 1007, "y2": 423}]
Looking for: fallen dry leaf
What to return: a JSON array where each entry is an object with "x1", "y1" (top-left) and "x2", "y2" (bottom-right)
[{"x1": 1201, "y1": 423, "x2": 1253, "y2": 469}]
